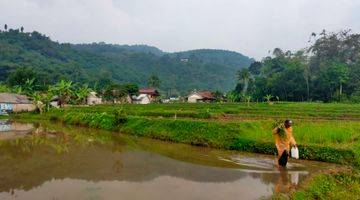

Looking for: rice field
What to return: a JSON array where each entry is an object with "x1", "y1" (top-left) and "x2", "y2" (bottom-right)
[{"x1": 13, "y1": 102, "x2": 360, "y2": 166}]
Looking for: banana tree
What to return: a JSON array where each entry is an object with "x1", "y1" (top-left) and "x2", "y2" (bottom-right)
[
  {"x1": 244, "y1": 95, "x2": 252, "y2": 107},
  {"x1": 73, "y1": 85, "x2": 91, "y2": 105},
  {"x1": 50, "y1": 80, "x2": 73, "y2": 107},
  {"x1": 264, "y1": 94, "x2": 273, "y2": 104},
  {"x1": 29, "y1": 91, "x2": 53, "y2": 113},
  {"x1": 30, "y1": 92, "x2": 45, "y2": 113},
  {"x1": 22, "y1": 78, "x2": 36, "y2": 96}
]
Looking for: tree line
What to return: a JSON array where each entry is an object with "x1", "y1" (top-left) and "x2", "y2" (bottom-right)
[
  {"x1": 0, "y1": 25, "x2": 252, "y2": 95},
  {"x1": 0, "y1": 71, "x2": 164, "y2": 113},
  {"x1": 230, "y1": 30, "x2": 360, "y2": 103}
]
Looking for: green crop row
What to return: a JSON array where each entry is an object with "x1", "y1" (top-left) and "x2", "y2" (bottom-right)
[{"x1": 62, "y1": 102, "x2": 360, "y2": 121}]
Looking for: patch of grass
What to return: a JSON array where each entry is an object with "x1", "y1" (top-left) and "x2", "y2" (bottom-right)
[{"x1": 289, "y1": 170, "x2": 360, "y2": 200}]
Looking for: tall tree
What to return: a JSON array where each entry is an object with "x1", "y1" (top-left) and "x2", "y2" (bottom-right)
[
  {"x1": 236, "y1": 68, "x2": 250, "y2": 93},
  {"x1": 4, "y1": 24, "x2": 7, "y2": 31},
  {"x1": 147, "y1": 75, "x2": 161, "y2": 88},
  {"x1": 248, "y1": 62, "x2": 262, "y2": 76},
  {"x1": 7, "y1": 67, "x2": 37, "y2": 87}
]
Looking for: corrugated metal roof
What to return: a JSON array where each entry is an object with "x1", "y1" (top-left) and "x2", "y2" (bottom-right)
[{"x1": 0, "y1": 93, "x2": 32, "y2": 104}]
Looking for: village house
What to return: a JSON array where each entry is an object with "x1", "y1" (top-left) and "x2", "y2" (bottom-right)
[
  {"x1": 180, "y1": 58, "x2": 189, "y2": 62},
  {"x1": 187, "y1": 91, "x2": 215, "y2": 103},
  {"x1": 134, "y1": 88, "x2": 160, "y2": 104},
  {"x1": 87, "y1": 91, "x2": 102, "y2": 105},
  {"x1": 0, "y1": 93, "x2": 36, "y2": 114}
]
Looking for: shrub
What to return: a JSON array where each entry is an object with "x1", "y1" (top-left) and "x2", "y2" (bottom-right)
[{"x1": 113, "y1": 108, "x2": 128, "y2": 125}]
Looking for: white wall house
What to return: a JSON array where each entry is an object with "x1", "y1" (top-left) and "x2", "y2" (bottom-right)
[
  {"x1": 187, "y1": 91, "x2": 215, "y2": 103},
  {"x1": 188, "y1": 93, "x2": 203, "y2": 103},
  {"x1": 133, "y1": 88, "x2": 160, "y2": 104},
  {"x1": 134, "y1": 94, "x2": 151, "y2": 104},
  {"x1": 87, "y1": 92, "x2": 102, "y2": 105}
]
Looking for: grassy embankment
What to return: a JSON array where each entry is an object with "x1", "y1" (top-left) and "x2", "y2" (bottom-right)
[
  {"x1": 273, "y1": 168, "x2": 360, "y2": 200},
  {"x1": 15, "y1": 102, "x2": 360, "y2": 167}
]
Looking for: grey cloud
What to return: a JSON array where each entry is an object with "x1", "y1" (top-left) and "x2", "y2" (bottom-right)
[{"x1": 1, "y1": 0, "x2": 359, "y2": 59}]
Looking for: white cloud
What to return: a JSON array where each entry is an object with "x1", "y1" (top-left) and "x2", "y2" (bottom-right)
[{"x1": 1, "y1": 0, "x2": 359, "y2": 59}]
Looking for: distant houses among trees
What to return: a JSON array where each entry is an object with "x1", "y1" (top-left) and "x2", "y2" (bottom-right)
[{"x1": 2, "y1": 25, "x2": 359, "y2": 104}]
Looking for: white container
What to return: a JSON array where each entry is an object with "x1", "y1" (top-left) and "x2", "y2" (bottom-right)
[{"x1": 291, "y1": 147, "x2": 299, "y2": 159}]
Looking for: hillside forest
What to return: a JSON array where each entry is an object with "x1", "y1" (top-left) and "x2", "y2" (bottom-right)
[{"x1": 0, "y1": 26, "x2": 252, "y2": 96}]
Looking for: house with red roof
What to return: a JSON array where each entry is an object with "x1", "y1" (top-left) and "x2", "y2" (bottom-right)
[
  {"x1": 134, "y1": 88, "x2": 160, "y2": 104},
  {"x1": 187, "y1": 91, "x2": 215, "y2": 103}
]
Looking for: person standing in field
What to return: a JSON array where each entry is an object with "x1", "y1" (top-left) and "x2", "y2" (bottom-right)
[{"x1": 272, "y1": 119, "x2": 297, "y2": 167}]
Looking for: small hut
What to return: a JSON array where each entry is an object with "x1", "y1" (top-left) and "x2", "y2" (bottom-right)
[{"x1": 0, "y1": 93, "x2": 36, "y2": 114}]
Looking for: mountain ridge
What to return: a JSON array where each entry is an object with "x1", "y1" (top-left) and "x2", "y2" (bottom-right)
[{"x1": 0, "y1": 29, "x2": 254, "y2": 95}]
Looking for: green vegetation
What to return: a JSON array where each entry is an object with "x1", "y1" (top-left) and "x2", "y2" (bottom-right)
[
  {"x1": 231, "y1": 30, "x2": 360, "y2": 103},
  {"x1": 0, "y1": 28, "x2": 252, "y2": 94},
  {"x1": 14, "y1": 103, "x2": 360, "y2": 167},
  {"x1": 275, "y1": 170, "x2": 360, "y2": 200},
  {"x1": 50, "y1": 102, "x2": 360, "y2": 120}
]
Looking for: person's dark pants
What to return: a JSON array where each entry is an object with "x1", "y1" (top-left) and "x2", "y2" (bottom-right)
[{"x1": 278, "y1": 150, "x2": 288, "y2": 167}]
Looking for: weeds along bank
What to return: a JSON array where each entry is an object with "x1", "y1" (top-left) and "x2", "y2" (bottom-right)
[
  {"x1": 273, "y1": 169, "x2": 360, "y2": 200},
  {"x1": 15, "y1": 103, "x2": 360, "y2": 167}
]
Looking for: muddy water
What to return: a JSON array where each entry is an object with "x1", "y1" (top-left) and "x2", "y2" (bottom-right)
[{"x1": 0, "y1": 120, "x2": 334, "y2": 200}]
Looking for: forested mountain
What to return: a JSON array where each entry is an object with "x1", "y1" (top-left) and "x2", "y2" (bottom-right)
[
  {"x1": 73, "y1": 43, "x2": 166, "y2": 56},
  {"x1": 171, "y1": 49, "x2": 254, "y2": 69},
  {"x1": 0, "y1": 29, "x2": 253, "y2": 95}
]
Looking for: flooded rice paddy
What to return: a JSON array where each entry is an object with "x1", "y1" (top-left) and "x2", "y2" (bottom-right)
[{"x1": 0, "y1": 120, "x2": 335, "y2": 200}]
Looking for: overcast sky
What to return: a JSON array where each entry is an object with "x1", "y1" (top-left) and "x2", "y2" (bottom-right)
[{"x1": 1, "y1": 0, "x2": 360, "y2": 59}]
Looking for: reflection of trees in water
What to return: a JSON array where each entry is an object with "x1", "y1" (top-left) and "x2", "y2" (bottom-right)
[
  {"x1": 0, "y1": 122, "x2": 250, "y2": 192},
  {"x1": 0, "y1": 121, "x2": 324, "y2": 196},
  {"x1": 0, "y1": 121, "x2": 128, "y2": 155}
]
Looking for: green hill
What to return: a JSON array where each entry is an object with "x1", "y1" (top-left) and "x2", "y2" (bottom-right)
[{"x1": 0, "y1": 29, "x2": 253, "y2": 95}]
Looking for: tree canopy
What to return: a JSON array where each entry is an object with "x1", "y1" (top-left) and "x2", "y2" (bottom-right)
[{"x1": 231, "y1": 30, "x2": 360, "y2": 103}]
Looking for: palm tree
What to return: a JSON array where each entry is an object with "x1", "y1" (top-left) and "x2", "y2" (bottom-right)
[
  {"x1": 147, "y1": 75, "x2": 161, "y2": 88},
  {"x1": 236, "y1": 68, "x2": 250, "y2": 93},
  {"x1": 50, "y1": 80, "x2": 73, "y2": 107}
]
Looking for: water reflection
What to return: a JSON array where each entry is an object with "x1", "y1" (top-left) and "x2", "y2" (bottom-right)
[
  {"x1": 0, "y1": 120, "x2": 334, "y2": 200},
  {"x1": 0, "y1": 120, "x2": 34, "y2": 140}
]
